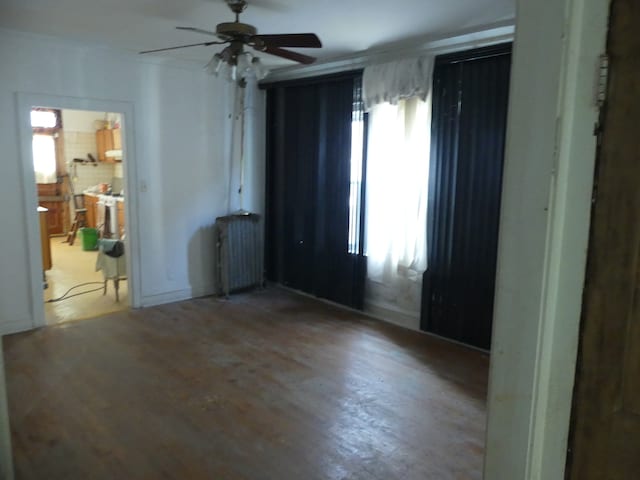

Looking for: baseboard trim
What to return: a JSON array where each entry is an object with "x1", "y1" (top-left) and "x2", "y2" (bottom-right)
[
  {"x1": 363, "y1": 300, "x2": 420, "y2": 331},
  {"x1": 139, "y1": 284, "x2": 216, "y2": 308},
  {"x1": 0, "y1": 319, "x2": 36, "y2": 336}
]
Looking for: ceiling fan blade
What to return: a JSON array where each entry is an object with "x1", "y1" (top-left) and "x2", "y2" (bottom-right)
[
  {"x1": 253, "y1": 33, "x2": 321, "y2": 48},
  {"x1": 139, "y1": 41, "x2": 225, "y2": 54},
  {"x1": 176, "y1": 26, "x2": 219, "y2": 37},
  {"x1": 260, "y1": 45, "x2": 316, "y2": 64}
]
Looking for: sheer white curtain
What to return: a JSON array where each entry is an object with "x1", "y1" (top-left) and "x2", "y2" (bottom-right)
[
  {"x1": 365, "y1": 96, "x2": 431, "y2": 285},
  {"x1": 32, "y1": 134, "x2": 57, "y2": 184},
  {"x1": 361, "y1": 56, "x2": 433, "y2": 316}
]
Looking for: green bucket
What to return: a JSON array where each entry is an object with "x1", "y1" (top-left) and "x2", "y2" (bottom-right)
[{"x1": 81, "y1": 227, "x2": 98, "y2": 251}]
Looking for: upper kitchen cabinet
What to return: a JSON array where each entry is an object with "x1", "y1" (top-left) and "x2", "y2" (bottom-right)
[{"x1": 96, "y1": 128, "x2": 122, "y2": 163}]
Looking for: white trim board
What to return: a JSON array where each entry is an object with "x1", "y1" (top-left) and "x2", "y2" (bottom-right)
[
  {"x1": 138, "y1": 284, "x2": 216, "y2": 308},
  {"x1": 15, "y1": 92, "x2": 140, "y2": 331}
]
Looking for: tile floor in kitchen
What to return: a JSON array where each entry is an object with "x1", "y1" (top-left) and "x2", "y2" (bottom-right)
[{"x1": 44, "y1": 235, "x2": 128, "y2": 325}]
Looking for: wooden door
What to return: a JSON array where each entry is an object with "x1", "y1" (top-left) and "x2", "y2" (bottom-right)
[
  {"x1": 116, "y1": 201, "x2": 125, "y2": 238},
  {"x1": 84, "y1": 195, "x2": 97, "y2": 229},
  {"x1": 39, "y1": 200, "x2": 63, "y2": 235},
  {"x1": 567, "y1": 1, "x2": 640, "y2": 478}
]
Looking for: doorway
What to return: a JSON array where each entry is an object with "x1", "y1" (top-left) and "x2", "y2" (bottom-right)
[{"x1": 29, "y1": 105, "x2": 131, "y2": 325}]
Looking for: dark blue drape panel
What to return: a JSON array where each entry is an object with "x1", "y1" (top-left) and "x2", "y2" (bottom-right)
[
  {"x1": 264, "y1": 73, "x2": 366, "y2": 309},
  {"x1": 421, "y1": 44, "x2": 512, "y2": 350}
]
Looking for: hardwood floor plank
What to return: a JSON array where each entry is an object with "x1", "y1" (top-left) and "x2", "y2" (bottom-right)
[{"x1": 4, "y1": 287, "x2": 488, "y2": 479}]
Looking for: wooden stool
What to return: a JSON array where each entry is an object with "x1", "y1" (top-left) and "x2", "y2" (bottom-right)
[{"x1": 66, "y1": 194, "x2": 88, "y2": 246}]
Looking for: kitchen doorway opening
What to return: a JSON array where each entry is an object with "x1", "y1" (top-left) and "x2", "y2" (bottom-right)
[{"x1": 31, "y1": 107, "x2": 131, "y2": 325}]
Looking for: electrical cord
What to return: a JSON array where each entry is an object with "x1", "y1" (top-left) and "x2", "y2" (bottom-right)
[{"x1": 46, "y1": 282, "x2": 105, "y2": 303}]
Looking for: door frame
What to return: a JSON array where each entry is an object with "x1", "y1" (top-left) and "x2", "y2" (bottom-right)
[
  {"x1": 16, "y1": 92, "x2": 141, "y2": 328},
  {"x1": 484, "y1": 0, "x2": 611, "y2": 478}
]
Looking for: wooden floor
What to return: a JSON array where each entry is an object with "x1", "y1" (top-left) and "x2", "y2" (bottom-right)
[{"x1": 4, "y1": 287, "x2": 489, "y2": 480}]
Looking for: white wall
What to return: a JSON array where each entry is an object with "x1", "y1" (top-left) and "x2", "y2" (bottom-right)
[
  {"x1": 61, "y1": 109, "x2": 107, "y2": 133},
  {"x1": 0, "y1": 28, "x2": 259, "y2": 333},
  {"x1": 241, "y1": 79, "x2": 266, "y2": 216},
  {"x1": 364, "y1": 279, "x2": 422, "y2": 331}
]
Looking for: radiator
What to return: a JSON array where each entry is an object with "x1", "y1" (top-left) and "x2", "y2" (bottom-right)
[{"x1": 215, "y1": 212, "x2": 263, "y2": 297}]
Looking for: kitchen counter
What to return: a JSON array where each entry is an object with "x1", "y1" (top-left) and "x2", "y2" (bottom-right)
[
  {"x1": 83, "y1": 191, "x2": 125, "y2": 238},
  {"x1": 83, "y1": 191, "x2": 125, "y2": 202}
]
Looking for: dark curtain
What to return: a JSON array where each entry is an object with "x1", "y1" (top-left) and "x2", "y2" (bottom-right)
[
  {"x1": 264, "y1": 72, "x2": 366, "y2": 309},
  {"x1": 421, "y1": 44, "x2": 512, "y2": 350}
]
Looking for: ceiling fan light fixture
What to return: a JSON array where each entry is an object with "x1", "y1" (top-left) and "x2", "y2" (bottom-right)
[
  {"x1": 236, "y1": 52, "x2": 252, "y2": 73},
  {"x1": 204, "y1": 53, "x2": 224, "y2": 76},
  {"x1": 251, "y1": 57, "x2": 268, "y2": 81},
  {"x1": 141, "y1": 0, "x2": 321, "y2": 77},
  {"x1": 205, "y1": 48, "x2": 269, "y2": 84},
  {"x1": 226, "y1": 64, "x2": 238, "y2": 82}
]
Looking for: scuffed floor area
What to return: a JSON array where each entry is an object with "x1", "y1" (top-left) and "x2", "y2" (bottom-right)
[{"x1": 6, "y1": 287, "x2": 488, "y2": 479}]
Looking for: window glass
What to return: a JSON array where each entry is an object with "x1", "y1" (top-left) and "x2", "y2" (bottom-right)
[
  {"x1": 348, "y1": 80, "x2": 365, "y2": 254},
  {"x1": 32, "y1": 134, "x2": 57, "y2": 183},
  {"x1": 31, "y1": 110, "x2": 57, "y2": 128}
]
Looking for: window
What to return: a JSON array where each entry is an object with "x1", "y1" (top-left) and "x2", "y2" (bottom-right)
[
  {"x1": 32, "y1": 134, "x2": 57, "y2": 184},
  {"x1": 348, "y1": 79, "x2": 365, "y2": 254},
  {"x1": 364, "y1": 97, "x2": 431, "y2": 282},
  {"x1": 31, "y1": 108, "x2": 61, "y2": 184},
  {"x1": 31, "y1": 110, "x2": 58, "y2": 129}
]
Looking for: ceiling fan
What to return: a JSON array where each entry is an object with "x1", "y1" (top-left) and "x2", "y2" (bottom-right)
[{"x1": 139, "y1": 0, "x2": 322, "y2": 69}]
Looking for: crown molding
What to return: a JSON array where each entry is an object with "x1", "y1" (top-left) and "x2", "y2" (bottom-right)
[{"x1": 262, "y1": 21, "x2": 515, "y2": 84}]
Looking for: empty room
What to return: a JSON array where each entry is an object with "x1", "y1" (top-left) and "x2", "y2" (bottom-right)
[{"x1": 0, "y1": 0, "x2": 626, "y2": 479}]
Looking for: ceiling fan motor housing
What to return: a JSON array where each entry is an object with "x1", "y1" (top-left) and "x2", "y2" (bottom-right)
[
  {"x1": 139, "y1": 0, "x2": 319, "y2": 66},
  {"x1": 216, "y1": 22, "x2": 257, "y2": 41}
]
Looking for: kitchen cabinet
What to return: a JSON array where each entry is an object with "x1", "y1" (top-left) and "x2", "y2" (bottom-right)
[
  {"x1": 38, "y1": 200, "x2": 64, "y2": 235},
  {"x1": 37, "y1": 184, "x2": 64, "y2": 235},
  {"x1": 116, "y1": 201, "x2": 125, "y2": 238},
  {"x1": 84, "y1": 194, "x2": 99, "y2": 228},
  {"x1": 112, "y1": 128, "x2": 122, "y2": 150},
  {"x1": 96, "y1": 128, "x2": 122, "y2": 163}
]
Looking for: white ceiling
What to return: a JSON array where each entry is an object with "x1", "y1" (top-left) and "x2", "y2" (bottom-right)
[{"x1": 0, "y1": 0, "x2": 515, "y2": 69}]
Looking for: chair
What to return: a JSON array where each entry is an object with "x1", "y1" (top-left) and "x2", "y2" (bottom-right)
[
  {"x1": 95, "y1": 239, "x2": 127, "y2": 302},
  {"x1": 66, "y1": 194, "x2": 87, "y2": 245}
]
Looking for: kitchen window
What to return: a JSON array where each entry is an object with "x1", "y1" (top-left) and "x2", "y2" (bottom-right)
[{"x1": 31, "y1": 108, "x2": 61, "y2": 184}]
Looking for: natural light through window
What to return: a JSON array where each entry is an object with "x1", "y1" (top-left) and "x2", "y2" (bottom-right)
[
  {"x1": 32, "y1": 134, "x2": 57, "y2": 184},
  {"x1": 31, "y1": 110, "x2": 57, "y2": 128},
  {"x1": 364, "y1": 97, "x2": 430, "y2": 282},
  {"x1": 348, "y1": 81, "x2": 365, "y2": 254}
]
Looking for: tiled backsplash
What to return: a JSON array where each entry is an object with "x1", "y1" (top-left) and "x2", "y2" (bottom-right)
[
  {"x1": 64, "y1": 131, "x2": 97, "y2": 163},
  {"x1": 64, "y1": 131, "x2": 115, "y2": 192}
]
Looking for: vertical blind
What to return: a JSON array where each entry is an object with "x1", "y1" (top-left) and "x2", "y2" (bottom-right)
[
  {"x1": 421, "y1": 44, "x2": 512, "y2": 350},
  {"x1": 264, "y1": 72, "x2": 367, "y2": 309}
]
